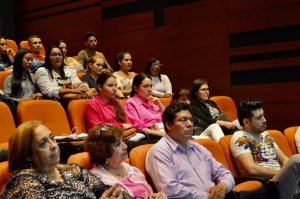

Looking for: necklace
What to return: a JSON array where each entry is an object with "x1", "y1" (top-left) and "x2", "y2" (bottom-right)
[{"x1": 104, "y1": 165, "x2": 126, "y2": 177}]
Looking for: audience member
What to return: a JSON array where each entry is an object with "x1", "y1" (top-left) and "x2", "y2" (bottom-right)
[
  {"x1": 0, "y1": 120, "x2": 123, "y2": 198},
  {"x1": 113, "y1": 51, "x2": 137, "y2": 97},
  {"x1": 190, "y1": 78, "x2": 240, "y2": 142},
  {"x1": 27, "y1": 35, "x2": 45, "y2": 73},
  {"x1": 86, "y1": 123, "x2": 166, "y2": 199},
  {"x1": 145, "y1": 58, "x2": 172, "y2": 98},
  {"x1": 123, "y1": 73, "x2": 165, "y2": 139},
  {"x1": 77, "y1": 31, "x2": 112, "y2": 71},
  {"x1": 171, "y1": 88, "x2": 190, "y2": 104},
  {"x1": 146, "y1": 102, "x2": 234, "y2": 198},
  {"x1": 54, "y1": 40, "x2": 82, "y2": 68},
  {"x1": 230, "y1": 99, "x2": 300, "y2": 199},
  {"x1": 36, "y1": 45, "x2": 93, "y2": 110},
  {"x1": 295, "y1": 128, "x2": 300, "y2": 154},
  {"x1": 0, "y1": 36, "x2": 14, "y2": 71}
]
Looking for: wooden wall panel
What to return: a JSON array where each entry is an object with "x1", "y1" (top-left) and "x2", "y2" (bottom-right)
[
  {"x1": 15, "y1": 6, "x2": 102, "y2": 52},
  {"x1": 229, "y1": 3, "x2": 300, "y2": 33},
  {"x1": 228, "y1": 0, "x2": 299, "y2": 14},
  {"x1": 103, "y1": 12, "x2": 154, "y2": 35},
  {"x1": 164, "y1": 0, "x2": 227, "y2": 25},
  {"x1": 15, "y1": 0, "x2": 72, "y2": 14},
  {"x1": 102, "y1": 0, "x2": 139, "y2": 8},
  {"x1": 232, "y1": 82, "x2": 300, "y2": 104},
  {"x1": 103, "y1": 16, "x2": 231, "y2": 96}
]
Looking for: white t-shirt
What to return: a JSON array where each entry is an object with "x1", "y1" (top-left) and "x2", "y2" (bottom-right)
[
  {"x1": 295, "y1": 127, "x2": 300, "y2": 154},
  {"x1": 230, "y1": 130, "x2": 281, "y2": 176}
]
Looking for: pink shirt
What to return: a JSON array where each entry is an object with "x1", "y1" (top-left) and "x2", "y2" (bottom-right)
[
  {"x1": 85, "y1": 95, "x2": 125, "y2": 131},
  {"x1": 122, "y1": 178, "x2": 150, "y2": 198},
  {"x1": 123, "y1": 94, "x2": 162, "y2": 132}
]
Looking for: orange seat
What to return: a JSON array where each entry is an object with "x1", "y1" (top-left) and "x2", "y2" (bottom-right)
[
  {"x1": 17, "y1": 100, "x2": 70, "y2": 136},
  {"x1": 76, "y1": 72, "x2": 86, "y2": 80},
  {"x1": 119, "y1": 99, "x2": 126, "y2": 107},
  {"x1": 0, "y1": 102, "x2": 16, "y2": 150},
  {"x1": 210, "y1": 96, "x2": 237, "y2": 121},
  {"x1": 20, "y1": 40, "x2": 45, "y2": 57},
  {"x1": 68, "y1": 99, "x2": 90, "y2": 134},
  {"x1": 284, "y1": 126, "x2": 298, "y2": 155},
  {"x1": 268, "y1": 130, "x2": 293, "y2": 158},
  {"x1": 0, "y1": 71, "x2": 12, "y2": 90},
  {"x1": 158, "y1": 98, "x2": 171, "y2": 108},
  {"x1": 0, "y1": 161, "x2": 10, "y2": 191},
  {"x1": 67, "y1": 152, "x2": 93, "y2": 170},
  {"x1": 6, "y1": 39, "x2": 18, "y2": 60},
  {"x1": 73, "y1": 56, "x2": 78, "y2": 60}
]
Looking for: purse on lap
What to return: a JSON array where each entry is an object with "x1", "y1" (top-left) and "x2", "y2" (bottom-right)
[{"x1": 61, "y1": 82, "x2": 97, "y2": 102}]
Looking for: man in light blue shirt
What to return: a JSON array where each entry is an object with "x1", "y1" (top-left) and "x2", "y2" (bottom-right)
[{"x1": 146, "y1": 102, "x2": 234, "y2": 199}]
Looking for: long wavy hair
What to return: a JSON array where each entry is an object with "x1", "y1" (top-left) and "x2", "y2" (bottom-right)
[
  {"x1": 11, "y1": 49, "x2": 36, "y2": 96},
  {"x1": 97, "y1": 73, "x2": 126, "y2": 123}
]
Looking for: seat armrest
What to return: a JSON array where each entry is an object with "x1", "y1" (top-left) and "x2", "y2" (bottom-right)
[{"x1": 234, "y1": 176, "x2": 270, "y2": 185}]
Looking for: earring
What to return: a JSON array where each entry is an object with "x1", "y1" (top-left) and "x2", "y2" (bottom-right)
[{"x1": 106, "y1": 159, "x2": 108, "y2": 164}]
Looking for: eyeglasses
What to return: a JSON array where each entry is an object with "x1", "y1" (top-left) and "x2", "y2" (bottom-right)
[
  {"x1": 141, "y1": 84, "x2": 154, "y2": 89},
  {"x1": 51, "y1": 53, "x2": 63, "y2": 58},
  {"x1": 151, "y1": 63, "x2": 163, "y2": 68},
  {"x1": 100, "y1": 123, "x2": 113, "y2": 135},
  {"x1": 200, "y1": 88, "x2": 210, "y2": 92},
  {"x1": 178, "y1": 117, "x2": 195, "y2": 124}
]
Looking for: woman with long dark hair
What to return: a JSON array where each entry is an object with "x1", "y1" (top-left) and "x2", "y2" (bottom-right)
[
  {"x1": 3, "y1": 49, "x2": 42, "y2": 102},
  {"x1": 0, "y1": 36, "x2": 14, "y2": 71}
]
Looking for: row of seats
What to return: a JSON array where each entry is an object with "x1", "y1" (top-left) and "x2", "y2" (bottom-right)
[{"x1": 6, "y1": 39, "x2": 46, "y2": 58}]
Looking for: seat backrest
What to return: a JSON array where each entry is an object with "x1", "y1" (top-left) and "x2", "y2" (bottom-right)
[
  {"x1": 210, "y1": 96, "x2": 237, "y2": 121},
  {"x1": 192, "y1": 139, "x2": 229, "y2": 169},
  {"x1": 219, "y1": 135, "x2": 240, "y2": 177},
  {"x1": 284, "y1": 126, "x2": 298, "y2": 155},
  {"x1": 129, "y1": 144, "x2": 154, "y2": 188},
  {"x1": 20, "y1": 40, "x2": 45, "y2": 57},
  {"x1": 267, "y1": 130, "x2": 293, "y2": 158},
  {"x1": 67, "y1": 152, "x2": 94, "y2": 170},
  {"x1": 0, "y1": 71, "x2": 12, "y2": 89},
  {"x1": 0, "y1": 161, "x2": 10, "y2": 191},
  {"x1": 0, "y1": 102, "x2": 16, "y2": 144},
  {"x1": 6, "y1": 39, "x2": 18, "y2": 60},
  {"x1": 159, "y1": 98, "x2": 171, "y2": 108},
  {"x1": 17, "y1": 100, "x2": 70, "y2": 136},
  {"x1": 119, "y1": 99, "x2": 126, "y2": 108},
  {"x1": 68, "y1": 99, "x2": 90, "y2": 134},
  {"x1": 76, "y1": 72, "x2": 86, "y2": 80}
]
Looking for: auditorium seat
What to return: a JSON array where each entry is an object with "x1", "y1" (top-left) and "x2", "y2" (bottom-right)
[
  {"x1": 284, "y1": 126, "x2": 298, "y2": 154},
  {"x1": 0, "y1": 102, "x2": 16, "y2": 150},
  {"x1": 210, "y1": 96, "x2": 238, "y2": 121},
  {"x1": 0, "y1": 71, "x2": 12, "y2": 90},
  {"x1": 20, "y1": 40, "x2": 45, "y2": 57}
]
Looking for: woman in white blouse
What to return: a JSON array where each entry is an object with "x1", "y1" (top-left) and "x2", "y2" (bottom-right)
[
  {"x1": 145, "y1": 58, "x2": 172, "y2": 98},
  {"x1": 36, "y1": 45, "x2": 93, "y2": 110}
]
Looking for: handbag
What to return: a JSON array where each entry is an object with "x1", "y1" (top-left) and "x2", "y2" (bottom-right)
[
  {"x1": 123, "y1": 128, "x2": 137, "y2": 140},
  {"x1": 61, "y1": 82, "x2": 97, "y2": 102}
]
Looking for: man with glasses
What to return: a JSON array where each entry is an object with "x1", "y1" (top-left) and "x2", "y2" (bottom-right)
[
  {"x1": 28, "y1": 35, "x2": 45, "y2": 73},
  {"x1": 77, "y1": 32, "x2": 113, "y2": 71},
  {"x1": 230, "y1": 99, "x2": 300, "y2": 199},
  {"x1": 146, "y1": 102, "x2": 234, "y2": 199}
]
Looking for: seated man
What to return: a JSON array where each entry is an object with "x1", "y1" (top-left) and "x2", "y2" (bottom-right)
[
  {"x1": 77, "y1": 31, "x2": 112, "y2": 71},
  {"x1": 146, "y1": 102, "x2": 234, "y2": 199},
  {"x1": 230, "y1": 99, "x2": 300, "y2": 199},
  {"x1": 28, "y1": 35, "x2": 45, "y2": 73}
]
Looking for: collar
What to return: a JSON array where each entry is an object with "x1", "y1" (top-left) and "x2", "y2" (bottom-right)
[
  {"x1": 96, "y1": 95, "x2": 112, "y2": 106},
  {"x1": 164, "y1": 134, "x2": 193, "y2": 152},
  {"x1": 132, "y1": 94, "x2": 150, "y2": 106}
]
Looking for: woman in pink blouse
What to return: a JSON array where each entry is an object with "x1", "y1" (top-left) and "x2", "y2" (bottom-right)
[
  {"x1": 123, "y1": 73, "x2": 165, "y2": 138},
  {"x1": 86, "y1": 123, "x2": 166, "y2": 199}
]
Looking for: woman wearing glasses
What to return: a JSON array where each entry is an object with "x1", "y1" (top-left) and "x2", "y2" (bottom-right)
[
  {"x1": 113, "y1": 51, "x2": 137, "y2": 97},
  {"x1": 123, "y1": 73, "x2": 166, "y2": 138},
  {"x1": 145, "y1": 58, "x2": 172, "y2": 98},
  {"x1": 85, "y1": 123, "x2": 166, "y2": 199},
  {"x1": 36, "y1": 46, "x2": 93, "y2": 104},
  {"x1": 190, "y1": 78, "x2": 238, "y2": 142}
]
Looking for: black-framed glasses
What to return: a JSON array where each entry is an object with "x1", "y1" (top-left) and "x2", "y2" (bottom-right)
[
  {"x1": 178, "y1": 117, "x2": 195, "y2": 124},
  {"x1": 51, "y1": 53, "x2": 63, "y2": 58},
  {"x1": 200, "y1": 88, "x2": 210, "y2": 92},
  {"x1": 151, "y1": 63, "x2": 163, "y2": 68},
  {"x1": 100, "y1": 123, "x2": 113, "y2": 135}
]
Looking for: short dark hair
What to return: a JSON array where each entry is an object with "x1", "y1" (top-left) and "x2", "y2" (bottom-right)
[
  {"x1": 172, "y1": 88, "x2": 190, "y2": 103},
  {"x1": 163, "y1": 102, "x2": 192, "y2": 132},
  {"x1": 145, "y1": 58, "x2": 161, "y2": 81},
  {"x1": 85, "y1": 124, "x2": 123, "y2": 165},
  {"x1": 84, "y1": 32, "x2": 97, "y2": 41},
  {"x1": 237, "y1": 100, "x2": 263, "y2": 126},
  {"x1": 130, "y1": 73, "x2": 151, "y2": 97},
  {"x1": 190, "y1": 78, "x2": 209, "y2": 100},
  {"x1": 28, "y1": 35, "x2": 41, "y2": 44}
]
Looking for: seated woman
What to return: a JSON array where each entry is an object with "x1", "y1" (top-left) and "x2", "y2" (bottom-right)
[
  {"x1": 81, "y1": 55, "x2": 124, "y2": 98},
  {"x1": 123, "y1": 73, "x2": 166, "y2": 138},
  {"x1": 1, "y1": 120, "x2": 122, "y2": 198},
  {"x1": 54, "y1": 40, "x2": 83, "y2": 70},
  {"x1": 171, "y1": 88, "x2": 190, "y2": 104},
  {"x1": 36, "y1": 45, "x2": 94, "y2": 108},
  {"x1": 190, "y1": 78, "x2": 240, "y2": 142},
  {"x1": 0, "y1": 36, "x2": 14, "y2": 71},
  {"x1": 85, "y1": 123, "x2": 166, "y2": 199},
  {"x1": 3, "y1": 49, "x2": 42, "y2": 103},
  {"x1": 145, "y1": 58, "x2": 172, "y2": 98},
  {"x1": 113, "y1": 51, "x2": 137, "y2": 97}
]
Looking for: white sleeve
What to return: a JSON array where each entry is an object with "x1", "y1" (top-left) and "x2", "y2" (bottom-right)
[
  {"x1": 162, "y1": 74, "x2": 172, "y2": 94},
  {"x1": 36, "y1": 67, "x2": 61, "y2": 98}
]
